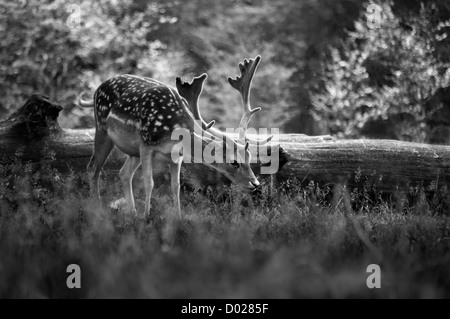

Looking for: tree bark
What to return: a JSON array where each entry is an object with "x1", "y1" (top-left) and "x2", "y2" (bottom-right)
[{"x1": 1, "y1": 95, "x2": 449, "y2": 192}]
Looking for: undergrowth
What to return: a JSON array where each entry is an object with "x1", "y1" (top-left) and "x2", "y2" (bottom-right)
[{"x1": 0, "y1": 162, "x2": 449, "y2": 298}]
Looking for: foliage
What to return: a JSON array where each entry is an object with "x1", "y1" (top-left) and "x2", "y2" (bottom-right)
[
  {"x1": 0, "y1": 0, "x2": 182, "y2": 126},
  {"x1": 1, "y1": 0, "x2": 450, "y2": 139},
  {"x1": 0, "y1": 0, "x2": 360, "y2": 131},
  {"x1": 310, "y1": 1, "x2": 450, "y2": 142},
  {"x1": 0, "y1": 163, "x2": 450, "y2": 298}
]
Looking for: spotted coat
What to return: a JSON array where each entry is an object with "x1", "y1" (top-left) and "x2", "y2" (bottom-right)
[{"x1": 94, "y1": 74, "x2": 190, "y2": 145}]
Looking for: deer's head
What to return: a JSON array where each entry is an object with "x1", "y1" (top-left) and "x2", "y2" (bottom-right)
[{"x1": 176, "y1": 56, "x2": 267, "y2": 192}]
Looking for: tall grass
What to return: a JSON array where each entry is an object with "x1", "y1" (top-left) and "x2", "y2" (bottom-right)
[{"x1": 0, "y1": 162, "x2": 449, "y2": 298}]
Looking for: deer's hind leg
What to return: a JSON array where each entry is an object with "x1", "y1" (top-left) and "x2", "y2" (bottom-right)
[{"x1": 90, "y1": 130, "x2": 115, "y2": 201}]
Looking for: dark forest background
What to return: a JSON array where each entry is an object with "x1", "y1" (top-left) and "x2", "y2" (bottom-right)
[{"x1": 1, "y1": 0, "x2": 450, "y2": 144}]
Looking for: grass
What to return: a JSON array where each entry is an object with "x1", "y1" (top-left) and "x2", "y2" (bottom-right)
[{"x1": 0, "y1": 162, "x2": 449, "y2": 298}]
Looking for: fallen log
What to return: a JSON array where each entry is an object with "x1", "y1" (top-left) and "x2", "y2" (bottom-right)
[
  {"x1": 1, "y1": 95, "x2": 450, "y2": 193},
  {"x1": 0, "y1": 95, "x2": 289, "y2": 189},
  {"x1": 279, "y1": 138, "x2": 450, "y2": 192}
]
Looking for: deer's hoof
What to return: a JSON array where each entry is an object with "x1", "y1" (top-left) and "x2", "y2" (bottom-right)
[{"x1": 109, "y1": 198, "x2": 136, "y2": 215}]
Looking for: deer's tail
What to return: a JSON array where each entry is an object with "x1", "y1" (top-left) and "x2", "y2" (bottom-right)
[{"x1": 78, "y1": 91, "x2": 95, "y2": 108}]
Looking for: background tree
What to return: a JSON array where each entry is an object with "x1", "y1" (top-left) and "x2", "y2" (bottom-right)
[
  {"x1": 1, "y1": 0, "x2": 450, "y2": 144},
  {"x1": 309, "y1": 1, "x2": 450, "y2": 143}
]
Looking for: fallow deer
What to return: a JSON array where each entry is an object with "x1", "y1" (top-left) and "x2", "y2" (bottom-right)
[{"x1": 79, "y1": 56, "x2": 266, "y2": 217}]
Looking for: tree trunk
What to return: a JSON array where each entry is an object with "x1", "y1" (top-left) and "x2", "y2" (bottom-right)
[{"x1": 1, "y1": 95, "x2": 449, "y2": 192}]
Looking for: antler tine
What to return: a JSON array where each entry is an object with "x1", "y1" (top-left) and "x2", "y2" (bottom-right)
[
  {"x1": 176, "y1": 74, "x2": 215, "y2": 130},
  {"x1": 228, "y1": 56, "x2": 262, "y2": 142}
]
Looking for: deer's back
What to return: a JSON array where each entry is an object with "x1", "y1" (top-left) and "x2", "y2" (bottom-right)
[{"x1": 94, "y1": 74, "x2": 189, "y2": 146}]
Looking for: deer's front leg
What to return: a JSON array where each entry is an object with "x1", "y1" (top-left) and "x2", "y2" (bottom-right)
[
  {"x1": 170, "y1": 157, "x2": 183, "y2": 217},
  {"x1": 140, "y1": 146, "x2": 154, "y2": 217},
  {"x1": 119, "y1": 156, "x2": 141, "y2": 215}
]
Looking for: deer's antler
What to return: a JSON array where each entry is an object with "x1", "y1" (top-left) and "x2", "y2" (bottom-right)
[
  {"x1": 177, "y1": 58, "x2": 272, "y2": 146},
  {"x1": 228, "y1": 56, "x2": 270, "y2": 144},
  {"x1": 176, "y1": 74, "x2": 215, "y2": 130}
]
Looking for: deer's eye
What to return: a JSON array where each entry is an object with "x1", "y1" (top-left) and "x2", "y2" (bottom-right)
[{"x1": 231, "y1": 160, "x2": 240, "y2": 168}]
